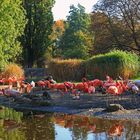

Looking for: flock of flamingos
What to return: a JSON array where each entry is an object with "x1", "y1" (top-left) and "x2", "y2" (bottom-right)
[
  {"x1": 35, "y1": 76, "x2": 140, "y2": 97},
  {"x1": 0, "y1": 76, "x2": 139, "y2": 138},
  {"x1": 0, "y1": 75, "x2": 140, "y2": 98}
]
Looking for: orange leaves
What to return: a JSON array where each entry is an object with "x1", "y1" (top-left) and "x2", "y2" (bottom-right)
[
  {"x1": 50, "y1": 20, "x2": 65, "y2": 41},
  {"x1": 54, "y1": 20, "x2": 65, "y2": 32}
]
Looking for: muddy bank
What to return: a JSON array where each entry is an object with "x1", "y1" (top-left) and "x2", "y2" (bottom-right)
[{"x1": 0, "y1": 90, "x2": 140, "y2": 121}]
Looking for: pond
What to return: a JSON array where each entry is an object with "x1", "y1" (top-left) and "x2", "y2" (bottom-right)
[{"x1": 0, "y1": 106, "x2": 139, "y2": 140}]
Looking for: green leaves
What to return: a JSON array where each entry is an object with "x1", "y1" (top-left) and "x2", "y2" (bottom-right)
[
  {"x1": 59, "y1": 4, "x2": 94, "y2": 59},
  {"x1": 0, "y1": 0, "x2": 26, "y2": 70},
  {"x1": 22, "y1": 0, "x2": 55, "y2": 67}
]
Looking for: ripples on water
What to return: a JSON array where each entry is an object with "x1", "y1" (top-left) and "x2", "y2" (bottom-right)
[{"x1": 0, "y1": 106, "x2": 139, "y2": 140}]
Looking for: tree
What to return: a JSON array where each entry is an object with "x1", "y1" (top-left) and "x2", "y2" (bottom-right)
[
  {"x1": 22, "y1": 0, "x2": 55, "y2": 67},
  {"x1": 90, "y1": 11, "x2": 132, "y2": 54},
  {"x1": 59, "y1": 4, "x2": 94, "y2": 59},
  {"x1": 94, "y1": 0, "x2": 140, "y2": 53},
  {"x1": 48, "y1": 20, "x2": 65, "y2": 58},
  {"x1": 0, "y1": 0, "x2": 26, "y2": 70},
  {"x1": 91, "y1": 12, "x2": 113, "y2": 54}
]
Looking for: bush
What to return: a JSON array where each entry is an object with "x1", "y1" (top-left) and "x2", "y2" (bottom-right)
[
  {"x1": 2, "y1": 63, "x2": 24, "y2": 79},
  {"x1": 48, "y1": 59, "x2": 84, "y2": 82},
  {"x1": 85, "y1": 50, "x2": 139, "y2": 79},
  {"x1": 47, "y1": 50, "x2": 139, "y2": 81}
]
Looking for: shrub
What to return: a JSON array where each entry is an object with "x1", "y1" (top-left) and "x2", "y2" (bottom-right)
[
  {"x1": 2, "y1": 63, "x2": 24, "y2": 79},
  {"x1": 47, "y1": 50, "x2": 139, "y2": 81},
  {"x1": 85, "y1": 50, "x2": 139, "y2": 79},
  {"x1": 48, "y1": 59, "x2": 84, "y2": 82}
]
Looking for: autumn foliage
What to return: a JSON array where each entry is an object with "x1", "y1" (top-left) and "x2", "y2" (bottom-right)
[{"x1": 2, "y1": 63, "x2": 24, "y2": 79}]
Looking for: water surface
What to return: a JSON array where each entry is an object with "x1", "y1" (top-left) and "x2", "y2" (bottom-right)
[{"x1": 0, "y1": 106, "x2": 139, "y2": 140}]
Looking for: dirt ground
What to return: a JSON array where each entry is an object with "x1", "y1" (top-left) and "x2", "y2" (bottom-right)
[{"x1": 0, "y1": 89, "x2": 140, "y2": 121}]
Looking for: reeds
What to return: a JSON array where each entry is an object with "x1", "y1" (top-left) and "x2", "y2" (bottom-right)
[
  {"x1": 85, "y1": 50, "x2": 139, "y2": 79},
  {"x1": 48, "y1": 50, "x2": 139, "y2": 81},
  {"x1": 48, "y1": 59, "x2": 84, "y2": 82}
]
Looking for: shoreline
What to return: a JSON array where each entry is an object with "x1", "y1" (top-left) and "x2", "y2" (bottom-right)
[{"x1": 0, "y1": 91, "x2": 140, "y2": 121}]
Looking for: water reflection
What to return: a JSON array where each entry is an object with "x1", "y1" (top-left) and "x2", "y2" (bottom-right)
[
  {"x1": 108, "y1": 123, "x2": 124, "y2": 137},
  {"x1": 21, "y1": 114, "x2": 55, "y2": 140},
  {"x1": 0, "y1": 106, "x2": 139, "y2": 140},
  {"x1": 52, "y1": 114, "x2": 140, "y2": 140}
]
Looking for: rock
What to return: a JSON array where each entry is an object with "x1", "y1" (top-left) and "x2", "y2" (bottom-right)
[
  {"x1": 105, "y1": 104, "x2": 124, "y2": 112},
  {"x1": 14, "y1": 96, "x2": 31, "y2": 104},
  {"x1": 31, "y1": 99, "x2": 51, "y2": 106},
  {"x1": 42, "y1": 91, "x2": 52, "y2": 100}
]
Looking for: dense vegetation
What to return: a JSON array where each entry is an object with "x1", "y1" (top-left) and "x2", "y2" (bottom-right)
[
  {"x1": 48, "y1": 59, "x2": 84, "y2": 81},
  {"x1": 0, "y1": 0, "x2": 140, "y2": 80},
  {"x1": 85, "y1": 50, "x2": 139, "y2": 79},
  {"x1": 0, "y1": 0, "x2": 26, "y2": 70},
  {"x1": 58, "y1": 4, "x2": 94, "y2": 59},
  {"x1": 48, "y1": 50, "x2": 140, "y2": 81},
  {"x1": 22, "y1": 0, "x2": 55, "y2": 67},
  {"x1": 2, "y1": 63, "x2": 24, "y2": 79}
]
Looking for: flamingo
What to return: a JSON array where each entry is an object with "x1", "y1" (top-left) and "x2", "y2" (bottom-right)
[
  {"x1": 87, "y1": 86, "x2": 95, "y2": 94},
  {"x1": 26, "y1": 83, "x2": 32, "y2": 93},
  {"x1": 7, "y1": 77, "x2": 14, "y2": 89},
  {"x1": 50, "y1": 83, "x2": 68, "y2": 95},
  {"x1": 127, "y1": 81, "x2": 139, "y2": 105},
  {"x1": 74, "y1": 82, "x2": 88, "y2": 92},
  {"x1": 0, "y1": 78, "x2": 5, "y2": 85},
  {"x1": 0, "y1": 89, "x2": 5, "y2": 95},
  {"x1": 127, "y1": 81, "x2": 139, "y2": 94},
  {"x1": 105, "y1": 79, "x2": 128, "y2": 106},
  {"x1": 89, "y1": 79, "x2": 103, "y2": 87},
  {"x1": 45, "y1": 80, "x2": 67, "y2": 95},
  {"x1": 37, "y1": 80, "x2": 46, "y2": 90},
  {"x1": 64, "y1": 81, "x2": 74, "y2": 90},
  {"x1": 18, "y1": 81, "x2": 32, "y2": 93},
  {"x1": 30, "y1": 81, "x2": 35, "y2": 88},
  {"x1": 134, "y1": 80, "x2": 140, "y2": 87}
]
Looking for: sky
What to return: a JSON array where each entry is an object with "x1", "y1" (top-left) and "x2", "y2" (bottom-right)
[{"x1": 52, "y1": 0, "x2": 98, "y2": 20}]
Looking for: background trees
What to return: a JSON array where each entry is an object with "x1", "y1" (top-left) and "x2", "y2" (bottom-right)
[
  {"x1": 59, "y1": 4, "x2": 94, "y2": 59},
  {"x1": 47, "y1": 20, "x2": 65, "y2": 59},
  {"x1": 22, "y1": 0, "x2": 55, "y2": 67},
  {"x1": 0, "y1": 0, "x2": 26, "y2": 70},
  {"x1": 91, "y1": 0, "x2": 140, "y2": 54},
  {"x1": 0, "y1": 0, "x2": 139, "y2": 68}
]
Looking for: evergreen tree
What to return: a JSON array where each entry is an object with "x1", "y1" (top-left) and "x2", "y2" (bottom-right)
[{"x1": 59, "y1": 4, "x2": 94, "y2": 59}]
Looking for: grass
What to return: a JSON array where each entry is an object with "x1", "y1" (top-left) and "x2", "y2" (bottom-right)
[{"x1": 132, "y1": 72, "x2": 140, "y2": 80}]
